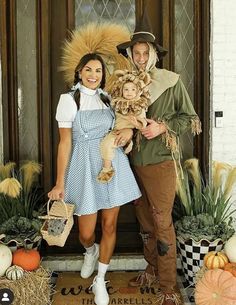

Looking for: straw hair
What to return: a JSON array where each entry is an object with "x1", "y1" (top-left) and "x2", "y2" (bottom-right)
[
  {"x1": 60, "y1": 22, "x2": 131, "y2": 89},
  {"x1": 0, "y1": 177, "x2": 22, "y2": 198},
  {"x1": 20, "y1": 161, "x2": 42, "y2": 193}
]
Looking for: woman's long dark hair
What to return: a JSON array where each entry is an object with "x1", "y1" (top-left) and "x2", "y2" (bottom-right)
[{"x1": 72, "y1": 53, "x2": 110, "y2": 108}]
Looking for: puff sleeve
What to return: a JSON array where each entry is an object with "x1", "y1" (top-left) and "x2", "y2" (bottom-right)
[{"x1": 56, "y1": 93, "x2": 77, "y2": 128}]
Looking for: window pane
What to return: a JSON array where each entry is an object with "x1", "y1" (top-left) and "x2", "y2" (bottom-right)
[
  {"x1": 75, "y1": 0, "x2": 135, "y2": 31},
  {"x1": 175, "y1": 0, "x2": 194, "y2": 102},
  {"x1": 175, "y1": 0, "x2": 195, "y2": 159}
]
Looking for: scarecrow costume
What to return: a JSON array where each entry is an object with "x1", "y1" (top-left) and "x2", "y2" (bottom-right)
[
  {"x1": 97, "y1": 69, "x2": 151, "y2": 183},
  {"x1": 116, "y1": 12, "x2": 201, "y2": 305}
]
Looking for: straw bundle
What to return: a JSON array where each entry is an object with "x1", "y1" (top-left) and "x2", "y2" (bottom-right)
[{"x1": 0, "y1": 266, "x2": 53, "y2": 305}]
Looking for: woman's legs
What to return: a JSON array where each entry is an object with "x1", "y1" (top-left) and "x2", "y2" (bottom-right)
[
  {"x1": 78, "y1": 213, "x2": 99, "y2": 279},
  {"x1": 92, "y1": 206, "x2": 120, "y2": 305},
  {"x1": 99, "y1": 206, "x2": 120, "y2": 264},
  {"x1": 78, "y1": 213, "x2": 97, "y2": 247}
]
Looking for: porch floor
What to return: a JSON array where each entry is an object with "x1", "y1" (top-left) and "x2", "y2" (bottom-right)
[{"x1": 42, "y1": 254, "x2": 195, "y2": 305}]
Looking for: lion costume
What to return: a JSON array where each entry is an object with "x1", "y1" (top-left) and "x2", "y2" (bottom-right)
[{"x1": 97, "y1": 69, "x2": 151, "y2": 183}]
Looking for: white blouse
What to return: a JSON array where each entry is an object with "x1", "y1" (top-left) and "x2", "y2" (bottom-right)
[{"x1": 56, "y1": 84, "x2": 109, "y2": 128}]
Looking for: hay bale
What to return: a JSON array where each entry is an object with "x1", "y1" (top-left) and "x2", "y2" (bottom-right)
[{"x1": 0, "y1": 266, "x2": 52, "y2": 305}]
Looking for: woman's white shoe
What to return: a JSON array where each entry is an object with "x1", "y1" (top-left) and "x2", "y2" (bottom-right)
[
  {"x1": 81, "y1": 243, "x2": 99, "y2": 278},
  {"x1": 91, "y1": 276, "x2": 109, "y2": 305}
]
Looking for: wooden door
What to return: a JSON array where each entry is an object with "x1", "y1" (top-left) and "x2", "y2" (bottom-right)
[{"x1": 0, "y1": 0, "x2": 210, "y2": 255}]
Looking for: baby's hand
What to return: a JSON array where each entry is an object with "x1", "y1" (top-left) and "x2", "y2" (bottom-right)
[
  {"x1": 128, "y1": 115, "x2": 143, "y2": 129},
  {"x1": 128, "y1": 115, "x2": 140, "y2": 128}
]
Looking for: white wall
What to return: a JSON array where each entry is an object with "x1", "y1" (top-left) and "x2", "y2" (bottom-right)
[
  {"x1": 211, "y1": 0, "x2": 236, "y2": 164},
  {"x1": 211, "y1": 0, "x2": 236, "y2": 228}
]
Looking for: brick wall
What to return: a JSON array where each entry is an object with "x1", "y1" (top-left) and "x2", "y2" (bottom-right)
[{"x1": 211, "y1": 0, "x2": 236, "y2": 228}]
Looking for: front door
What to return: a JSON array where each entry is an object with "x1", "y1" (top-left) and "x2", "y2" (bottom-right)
[{"x1": 0, "y1": 0, "x2": 210, "y2": 255}]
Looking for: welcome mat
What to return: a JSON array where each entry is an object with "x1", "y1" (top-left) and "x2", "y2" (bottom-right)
[{"x1": 52, "y1": 271, "x2": 161, "y2": 305}]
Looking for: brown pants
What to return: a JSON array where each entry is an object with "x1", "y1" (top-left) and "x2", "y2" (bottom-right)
[{"x1": 134, "y1": 160, "x2": 177, "y2": 292}]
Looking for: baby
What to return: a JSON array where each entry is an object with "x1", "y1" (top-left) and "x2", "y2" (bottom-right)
[{"x1": 97, "y1": 69, "x2": 151, "y2": 183}]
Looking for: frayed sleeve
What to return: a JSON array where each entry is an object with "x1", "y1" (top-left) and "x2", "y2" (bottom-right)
[
  {"x1": 163, "y1": 79, "x2": 201, "y2": 137},
  {"x1": 56, "y1": 94, "x2": 77, "y2": 128},
  {"x1": 157, "y1": 79, "x2": 201, "y2": 154}
]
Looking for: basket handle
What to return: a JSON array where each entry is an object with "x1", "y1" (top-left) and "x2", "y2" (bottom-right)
[{"x1": 47, "y1": 199, "x2": 69, "y2": 218}]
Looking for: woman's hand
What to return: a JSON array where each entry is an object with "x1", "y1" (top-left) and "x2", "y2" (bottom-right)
[
  {"x1": 48, "y1": 185, "x2": 65, "y2": 201},
  {"x1": 114, "y1": 128, "x2": 133, "y2": 146},
  {"x1": 141, "y1": 118, "x2": 166, "y2": 140}
]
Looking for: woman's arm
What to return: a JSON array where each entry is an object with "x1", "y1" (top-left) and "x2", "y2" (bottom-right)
[{"x1": 48, "y1": 128, "x2": 72, "y2": 200}]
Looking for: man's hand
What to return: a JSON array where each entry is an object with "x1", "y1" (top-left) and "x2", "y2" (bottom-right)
[
  {"x1": 141, "y1": 118, "x2": 166, "y2": 140},
  {"x1": 114, "y1": 128, "x2": 133, "y2": 146}
]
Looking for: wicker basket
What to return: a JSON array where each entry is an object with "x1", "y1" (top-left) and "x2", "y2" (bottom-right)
[{"x1": 39, "y1": 200, "x2": 75, "y2": 247}]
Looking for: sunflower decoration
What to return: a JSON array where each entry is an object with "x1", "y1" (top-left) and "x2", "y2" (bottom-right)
[{"x1": 60, "y1": 22, "x2": 132, "y2": 93}]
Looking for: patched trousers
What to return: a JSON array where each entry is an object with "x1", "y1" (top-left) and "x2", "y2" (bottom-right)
[{"x1": 133, "y1": 160, "x2": 177, "y2": 292}]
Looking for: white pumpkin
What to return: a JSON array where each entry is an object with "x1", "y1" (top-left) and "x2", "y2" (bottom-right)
[
  {"x1": 224, "y1": 235, "x2": 236, "y2": 262},
  {"x1": 0, "y1": 244, "x2": 12, "y2": 276},
  {"x1": 5, "y1": 265, "x2": 24, "y2": 280}
]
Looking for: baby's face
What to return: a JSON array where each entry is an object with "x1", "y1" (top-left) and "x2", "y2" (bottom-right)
[{"x1": 122, "y1": 82, "x2": 138, "y2": 100}]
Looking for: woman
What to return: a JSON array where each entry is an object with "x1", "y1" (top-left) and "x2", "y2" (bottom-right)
[{"x1": 48, "y1": 53, "x2": 141, "y2": 305}]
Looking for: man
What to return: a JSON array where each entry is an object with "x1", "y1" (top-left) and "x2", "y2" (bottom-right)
[{"x1": 117, "y1": 25, "x2": 201, "y2": 305}]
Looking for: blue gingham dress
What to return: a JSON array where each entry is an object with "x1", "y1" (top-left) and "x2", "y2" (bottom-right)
[{"x1": 56, "y1": 84, "x2": 141, "y2": 216}]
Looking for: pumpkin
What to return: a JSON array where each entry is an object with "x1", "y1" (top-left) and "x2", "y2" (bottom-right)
[
  {"x1": 224, "y1": 262, "x2": 236, "y2": 277},
  {"x1": 203, "y1": 251, "x2": 228, "y2": 269},
  {"x1": 5, "y1": 265, "x2": 24, "y2": 280},
  {"x1": 224, "y1": 235, "x2": 236, "y2": 262},
  {"x1": 195, "y1": 269, "x2": 236, "y2": 305},
  {"x1": 0, "y1": 244, "x2": 12, "y2": 276},
  {"x1": 12, "y1": 248, "x2": 40, "y2": 271}
]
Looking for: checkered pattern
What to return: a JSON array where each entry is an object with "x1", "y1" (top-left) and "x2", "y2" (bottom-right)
[{"x1": 177, "y1": 238, "x2": 223, "y2": 285}]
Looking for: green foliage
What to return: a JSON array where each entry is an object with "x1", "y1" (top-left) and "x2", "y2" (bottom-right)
[
  {"x1": 175, "y1": 213, "x2": 235, "y2": 242},
  {"x1": 0, "y1": 161, "x2": 45, "y2": 243},
  {"x1": 0, "y1": 189, "x2": 45, "y2": 223},
  {"x1": 0, "y1": 216, "x2": 42, "y2": 243}
]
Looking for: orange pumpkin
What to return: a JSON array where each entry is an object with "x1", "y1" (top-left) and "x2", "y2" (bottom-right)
[
  {"x1": 195, "y1": 269, "x2": 236, "y2": 305},
  {"x1": 224, "y1": 262, "x2": 236, "y2": 277},
  {"x1": 12, "y1": 248, "x2": 40, "y2": 271},
  {"x1": 203, "y1": 251, "x2": 228, "y2": 269}
]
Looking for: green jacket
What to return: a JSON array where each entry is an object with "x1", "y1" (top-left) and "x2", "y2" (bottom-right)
[{"x1": 130, "y1": 78, "x2": 201, "y2": 166}]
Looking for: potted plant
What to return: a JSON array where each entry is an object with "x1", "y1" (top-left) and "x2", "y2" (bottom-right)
[
  {"x1": 0, "y1": 161, "x2": 45, "y2": 251},
  {"x1": 174, "y1": 158, "x2": 236, "y2": 285}
]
